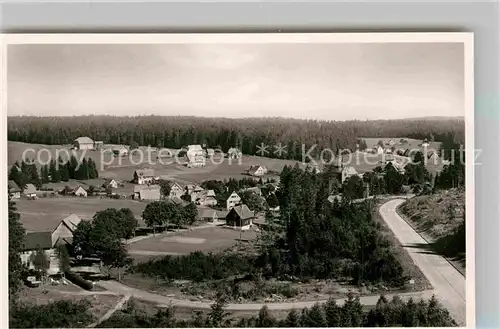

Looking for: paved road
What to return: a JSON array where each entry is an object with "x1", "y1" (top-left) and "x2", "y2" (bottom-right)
[
  {"x1": 379, "y1": 199, "x2": 466, "y2": 326},
  {"x1": 97, "y1": 280, "x2": 433, "y2": 311}
]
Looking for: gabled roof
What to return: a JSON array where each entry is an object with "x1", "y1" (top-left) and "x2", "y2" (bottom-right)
[
  {"x1": 170, "y1": 182, "x2": 183, "y2": 190},
  {"x1": 134, "y1": 168, "x2": 155, "y2": 177},
  {"x1": 199, "y1": 208, "x2": 218, "y2": 218},
  {"x1": 227, "y1": 147, "x2": 242, "y2": 154},
  {"x1": 72, "y1": 186, "x2": 87, "y2": 193},
  {"x1": 74, "y1": 136, "x2": 94, "y2": 145},
  {"x1": 170, "y1": 197, "x2": 188, "y2": 206},
  {"x1": 22, "y1": 232, "x2": 53, "y2": 251},
  {"x1": 139, "y1": 185, "x2": 161, "y2": 199},
  {"x1": 60, "y1": 214, "x2": 82, "y2": 233},
  {"x1": 230, "y1": 204, "x2": 254, "y2": 220},
  {"x1": 227, "y1": 191, "x2": 241, "y2": 200},
  {"x1": 8, "y1": 180, "x2": 21, "y2": 193},
  {"x1": 133, "y1": 185, "x2": 145, "y2": 193},
  {"x1": 23, "y1": 183, "x2": 37, "y2": 194},
  {"x1": 241, "y1": 187, "x2": 261, "y2": 195}
]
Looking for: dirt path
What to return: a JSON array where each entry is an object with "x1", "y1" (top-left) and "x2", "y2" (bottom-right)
[
  {"x1": 97, "y1": 280, "x2": 433, "y2": 312},
  {"x1": 379, "y1": 199, "x2": 466, "y2": 326},
  {"x1": 87, "y1": 294, "x2": 131, "y2": 328}
]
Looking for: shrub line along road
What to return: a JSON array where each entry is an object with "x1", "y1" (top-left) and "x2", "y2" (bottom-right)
[{"x1": 97, "y1": 198, "x2": 464, "y2": 324}]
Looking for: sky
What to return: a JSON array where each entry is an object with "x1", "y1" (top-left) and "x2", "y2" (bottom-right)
[{"x1": 7, "y1": 42, "x2": 464, "y2": 120}]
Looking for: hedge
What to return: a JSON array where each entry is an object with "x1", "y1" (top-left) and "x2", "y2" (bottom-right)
[{"x1": 65, "y1": 271, "x2": 93, "y2": 290}]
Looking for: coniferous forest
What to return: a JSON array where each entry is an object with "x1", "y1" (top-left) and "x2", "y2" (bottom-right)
[{"x1": 8, "y1": 116, "x2": 464, "y2": 159}]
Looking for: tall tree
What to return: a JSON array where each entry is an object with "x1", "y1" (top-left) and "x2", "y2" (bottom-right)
[
  {"x1": 8, "y1": 197, "x2": 25, "y2": 304},
  {"x1": 49, "y1": 159, "x2": 61, "y2": 183}
]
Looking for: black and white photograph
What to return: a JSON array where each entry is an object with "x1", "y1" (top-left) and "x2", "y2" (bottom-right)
[{"x1": 3, "y1": 33, "x2": 473, "y2": 328}]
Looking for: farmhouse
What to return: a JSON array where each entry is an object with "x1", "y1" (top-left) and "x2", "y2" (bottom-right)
[
  {"x1": 133, "y1": 168, "x2": 157, "y2": 185},
  {"x1": 169, "y1": 182, "x2": 184, "y2": 199},
  {"x1": 247, "y1": 165, "x2": 268, "y2": 177},
  {"x1": 113, "y1": 145, "x2": 129, "y2": 157},
  {"x1": 74, "y1": 136, "x2": 95, "y2": 150},
  {"x1": 226, "y1": 191, "x2": 242, "y2": 210},
  {"x1": 8, "y1": 180, "x2": 21, "y2": 199},
  {"x1": 20, "y1": 232, "x2": 59, "y2": 276},
  {"x1": 72, "y1": 186, "x2": 88, "y2": 197},
  {"x1": 332, "y1": 165, "x2": 358, "y2": 183},
  {"x1": 138, "y1": 185, "x2": 161, "y2": 201},
  {"x1": 387, "y1": 139, "x2": 396, "y2": 147},
  {"x1": 225, "y1": 204, "x2": 255, "y2": 230},
  {"x1": 104, "y1": 178, "x2": 119, "y2": 189},
  {"x1": 51, "y1": 214, "x2": 82, "y2": 246},
  {"x1": 227, "y1": 147, "x2": 242, "y2": 159},
  {"x1": 187, "y1": 154, "x2": 206, "y2": 168},
  {"x1": 194, "y1": 190, "x2": 217, "y2": 206},
  {"x1": 185, "y1": 184, "x2": 204, "y2": 195},
  {"x1": 240, "y1": 186, "x2": 262, "y2": 197},
  {"x1": 23, "y1": 183, "x2": 37, "y2": 198},
  {"x1": 198, "y1": 208, "x2": 227, "y2": 223}
]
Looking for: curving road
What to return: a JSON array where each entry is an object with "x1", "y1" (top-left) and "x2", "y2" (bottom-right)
[
  {"x1": 379, "y1": 199, "x2": 466, "y2": 326},
  {"x1": 97, "y1": 198, "x2": 464, "y2": 321}
]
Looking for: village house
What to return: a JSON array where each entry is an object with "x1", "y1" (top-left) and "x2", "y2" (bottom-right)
[
  {"x1": 387, "y1": 139, "x2": 396, "y2": 147},
  {"x1": 104, "y1": 178, "x2": 119, "y2": 189},
  {"x1": 225, "y1": 204, "x2": 255, "y2": 230},
  {"x1": 20, "y1": 232, "x2": 59, "y2": 276},
  {"x1": 194, "y1": 190, "x2": 217, "y2": 206},
  {"x1": 8, "y1": 180, "x2": 21, "y2": 199},
  {"x1": 427, "y1": 151, "x2": 440, "y2": 163},
  {"x1": 169, "y1": 182, "x2": 185, "y2": 199},
  {"x1": 138, "y1": 185, "x2": 161, "y2": 201},
  {"x1": 51, "y1": 214, "x2": 82, "y2": 246},
  {"x1": 198, "y1": 208, "x2": 227, "y2": 223},
  {"x1": 185, "y1": 184, "x2": 204, "y2": 196},
  {"x1": 240, "y1": 186, "x2": 262, "y2": 197},
  {"x1": 373, "y1": 145, "x2": 384, "y2": 155},
  {"x1": 112, "y1": 145, "x2": 129, "y2": 157},
  {"x1": 247, "y1": 165, "x2": 268, "y2": 177},
  {"x1": 332, "y1": 164, "x2": 359, "y2": 184},
  {"x1": 72, "y1": 186, "x2": 88, "y2": 197},
  {"x1": 23, "y1": 183, "x2": 37, "y2": 198},
  {"x1": 186, "y1": 145, "x2": 206, "y2": 168},
  {"x1": 73, "y1": 136, "x2": 95, "y2": 150},
  {"x1": 133, "y1": 168, "x2": 157, "y2": 185},
  {"x1": 226, "y1": 191, "x2": 242, "y2": 210},
  {"x1": 227, "y1": 147, "x2": 242, "y2": 159}
]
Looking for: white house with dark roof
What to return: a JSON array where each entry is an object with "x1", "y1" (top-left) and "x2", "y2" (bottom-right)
[
  {"x1": 74, "y1": 136, "x2": 95, "y2": 150},
  {"x1": 247, "y1": 165, "x2": 268, "y2": 177},
  {"x1": 20, "y1": 232, "x2": 59, "y2": 276},
  {"x1": 72, "y1": 186, "x2": 88, "y2": 197},
  {"x1": 226, "y1": 191, "x2": 242, "y2": 210},
  {"x1": 194, "y1": 190, "x2": 217, "y2": 206},
  {"x1": 133, "y1": 168, "x2": 157, "y2": 185},
  {"x1": 169, "y1": 182, "x2": 184, "y2": 199}
]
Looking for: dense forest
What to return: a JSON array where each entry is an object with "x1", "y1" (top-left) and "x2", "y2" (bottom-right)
[{"x1": 8, "y1": 115, "x2": 465, "y2": 160}]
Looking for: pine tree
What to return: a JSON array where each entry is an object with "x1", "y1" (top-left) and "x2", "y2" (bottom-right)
[
  {"x1": 285, "y1": 309, "x2": 300, "y2": 327},
  {"x1": 302, "y1": 303, "x2": 327, "y2": 327},
  {"x1": 8, "y1": 197, "x2": 25, "y2": 304},
  {"x1": 69, "y1": 155, "x2": 79, "y2": 179},
  {"x1": 256, "y1": 305, "x2": 276, "y2": 327},
  {"x1": 324, "y1": 298, "x2": 341, "y2": 327},
  {"x1": 59, "y1": 157, "x2": 69, "y2": 182},
  {"x1": 41, "y1": 165, "x2": 50, "y2": 184},
  {"x1": 49, "y1": 159, "x2": 61, "y2": 183}
]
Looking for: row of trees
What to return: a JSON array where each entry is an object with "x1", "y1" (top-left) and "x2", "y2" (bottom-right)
[
  {"x1": 8, "y1": 115, "x2": 464, "y2": 160},
  {"x1": 98, "y1": 293, "x2": 456, "y2": 328},
  {"x1": 9, "y1": 155, "x2": 99, "y2": 190},
  {"x1": 141, "y1": 200, "x2": 198, "y2": 233},
  {"x1": 72, "y1": 208, "x2": 136, "y2": 280}
]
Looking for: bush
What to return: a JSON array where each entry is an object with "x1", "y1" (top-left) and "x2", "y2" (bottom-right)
[{"x1": 65, "y1": 271, "x2": 93, "y2": 290}]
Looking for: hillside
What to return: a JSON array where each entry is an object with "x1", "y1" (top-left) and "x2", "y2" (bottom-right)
[{"x1": 399, "y1": 188, "x2": 466, "y2": 273}]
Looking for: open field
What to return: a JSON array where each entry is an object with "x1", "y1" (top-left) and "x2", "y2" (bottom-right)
[
  {"x1": 128, "y1": 226, "x2": 258, "y2": 262},
  {"x1": 15, "y1": 197, "x2": 148, "y2": 232}
]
